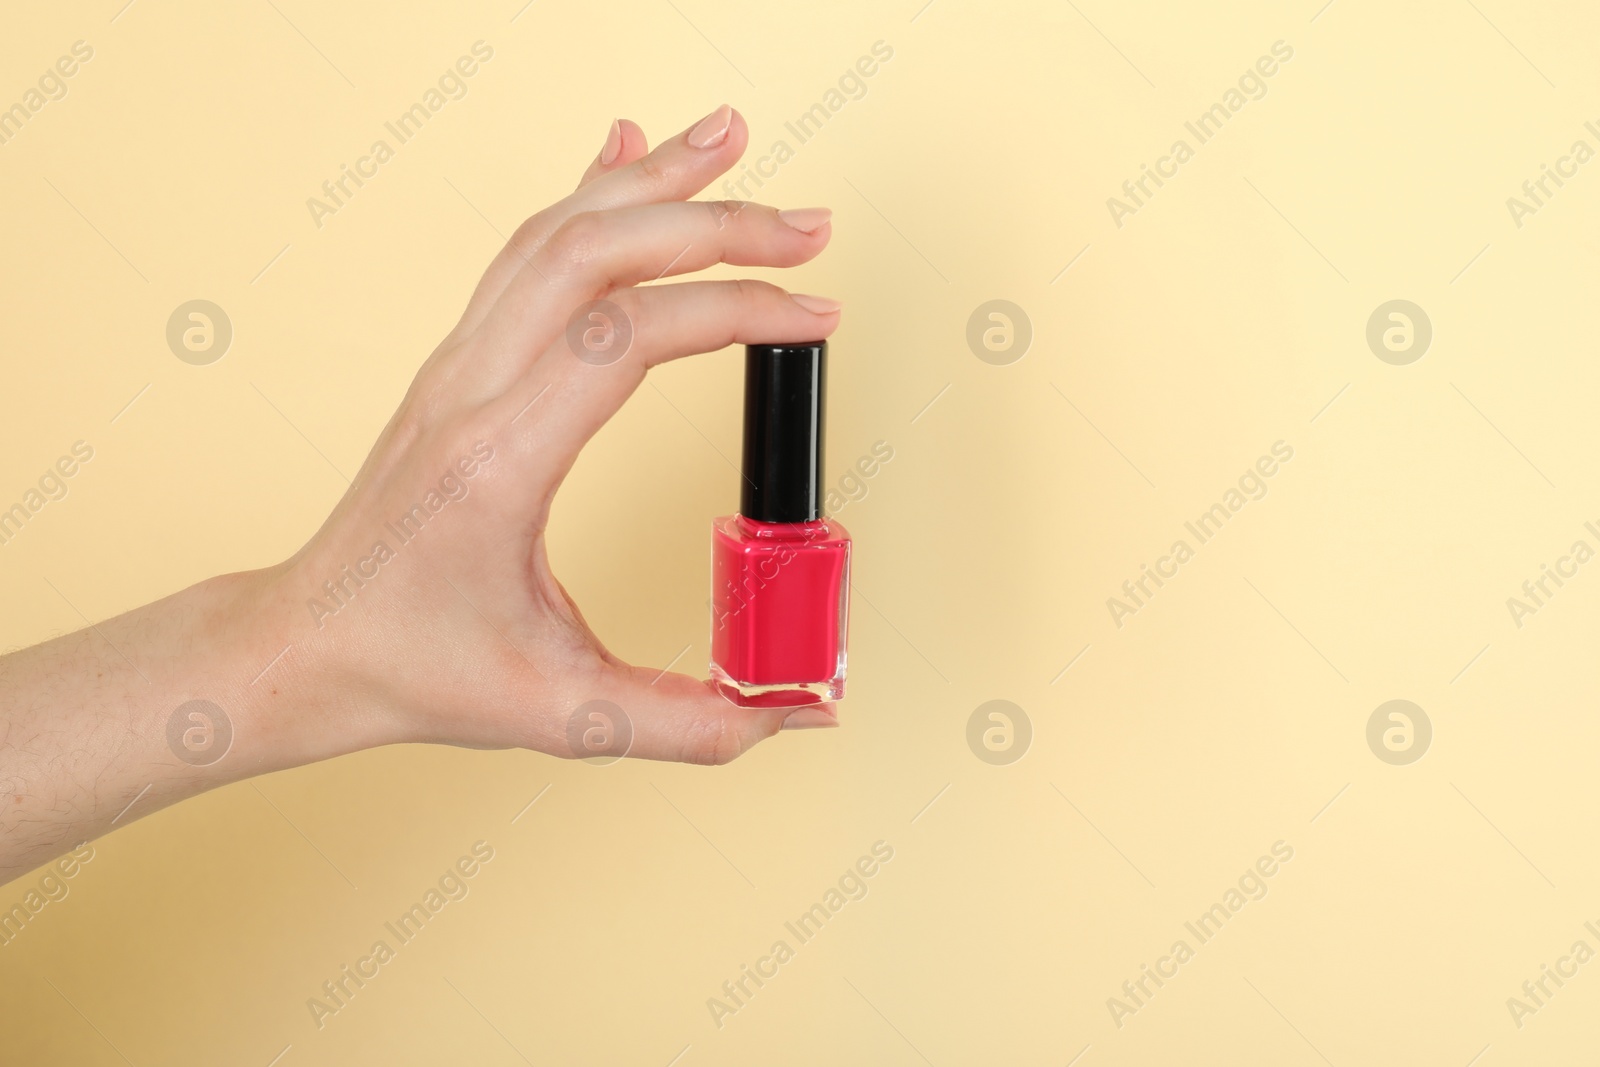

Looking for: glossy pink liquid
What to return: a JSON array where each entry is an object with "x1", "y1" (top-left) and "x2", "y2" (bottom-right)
[{"x1": 710, "y1": 515, "x2": 850, "y2": 705}]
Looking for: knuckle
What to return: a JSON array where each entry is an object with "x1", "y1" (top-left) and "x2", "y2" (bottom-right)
[
  {"x1": 729, "y1": 278, "x2": 780, "y2": 304},
  {"x1": 388, "y1": 400, "x2": 430, "y2": 452},
  {"x1": 509, "y1": 211, "x2": 548, "y2": 256},
  {"x1": 633, "y1": 151, "x2": 666, "y2": 188},
  {"x1": 705, "y1": 199, "x2": 748, "y2": 229},
  {"x1": 389, "y1": 368, "x2": 456, "y2": 443},
  {"x1": 544, "y1": 211, "x2": 607, "y2": 271}
]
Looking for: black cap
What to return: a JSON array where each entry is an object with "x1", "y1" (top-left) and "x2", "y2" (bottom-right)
[{"x1": 741, "y1": 342, "x2": 826, "y2": 523}]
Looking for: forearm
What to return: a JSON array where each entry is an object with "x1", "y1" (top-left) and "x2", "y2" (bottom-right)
[{"x1": 0, "y1": 568, "x2": 380, "y2": 880}]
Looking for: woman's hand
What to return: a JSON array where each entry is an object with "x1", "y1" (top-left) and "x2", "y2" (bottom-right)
[
  {"x1": 282, "y1": 103, "x2": 843, "y2": 759},
  {"x1": 0, "y1": 105, "x2": 842, "y2": 879}
]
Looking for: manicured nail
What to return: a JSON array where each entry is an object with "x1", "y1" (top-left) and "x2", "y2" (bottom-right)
[
  {"x1": 599, "y1": 119, "x2": 622, "y2": 165},
  {"x1": 687, "y1": 104, "x2": 733, "y2": 148},
  {"x1": 781, "y1": 707, "x2": 839, "y2": 730},
  {"x1": 789, "y1": 293, "x2": 842, "y2": 314},
  {"x1": 777, "y1": 207, "x2": 832, "y2": 233}
]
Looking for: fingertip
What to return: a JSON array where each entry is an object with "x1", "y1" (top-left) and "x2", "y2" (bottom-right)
[
  {"x1": 599, "y1": 119, "x2": 623, "y2": 166},
  {"x1": 687, "y1": 104, "x2": 748, "y2": 157},
  {"x1": 787, "y1": 292, "x2": 842, "y2": 316},
  {"x1": 616, "y1": 118, "x2": 649, "y2": 161},
  {"x1": 777, "y1": 207, "x2": 832, "y2": 234},
  {"x1": 780, "y1": 705, "x2": 839, "y2": 730},
  {"x1": 577, "y1": 118, "x2": 650, "y2": 189},
  {"x1": 727, "y1": 106, "x2": 749, "y2": 151}
]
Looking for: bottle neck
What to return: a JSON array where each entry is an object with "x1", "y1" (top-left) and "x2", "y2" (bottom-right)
[{"x1": 735, "y1": 514, "x2": 834, "y2": 541}]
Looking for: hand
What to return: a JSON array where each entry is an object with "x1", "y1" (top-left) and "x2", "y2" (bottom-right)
[
  {"x1": 273, "y1": 103, "x2": 843, "y2": 761},
  {"x1": 0, "y1": 104, "x2": 842, "y2": 879}
]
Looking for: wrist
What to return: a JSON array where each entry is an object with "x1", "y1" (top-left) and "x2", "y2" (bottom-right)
[{"x1": 193, "y1": 564, "x2": 399, "y2": 776}]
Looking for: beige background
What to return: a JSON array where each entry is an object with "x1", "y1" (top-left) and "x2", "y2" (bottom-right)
[{"x1": 2, "y1": 0, "x2": 1598, "y2": 1063}]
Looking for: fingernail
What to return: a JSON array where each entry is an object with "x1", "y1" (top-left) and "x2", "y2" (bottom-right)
[
  {"x1": 777, "y1": 207, "x2": 832, "y2": 233},
  {"x1": 781, "y1": 707, "x2": 839, "y2": 730},
  {"x1": 789, "y1": 293, "x2": 842, "y2": 314},
  {"x1": 687, "y1": 104, "x2": 733, "y2": 148},
  {"x1": 599, "y1": 119, "x2": 622, "y2": 165}
]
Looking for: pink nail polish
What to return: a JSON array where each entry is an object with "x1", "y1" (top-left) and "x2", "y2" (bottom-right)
[
  {"x1": 711, "y1": 343, "x2": 851, "y2": 708},
  {"x1": 777, "y1": 207, "x2": 832, "y2": 233},
  {"x1": 788, "y1": 293, "x2": 842, "y2": 314},
  {"x1": 688, "y1": 104, "x2": 733, "y2": 148},
  {"x1": 599, "y1": 119, "x2": 622, "y2": 165}
]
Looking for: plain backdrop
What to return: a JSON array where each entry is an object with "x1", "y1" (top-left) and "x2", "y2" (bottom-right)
[{"x1": 2, "y1": 1, "x2": 1599, "y2": 1063}]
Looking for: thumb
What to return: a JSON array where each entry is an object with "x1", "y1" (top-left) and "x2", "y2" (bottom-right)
[{"x1": 561, "y1": 662, "x2": 837, "y2": 766}]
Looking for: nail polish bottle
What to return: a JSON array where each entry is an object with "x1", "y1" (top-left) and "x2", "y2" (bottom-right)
[{"x1": 711, "y1": 342, "x2": 851, "y2": 707}]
